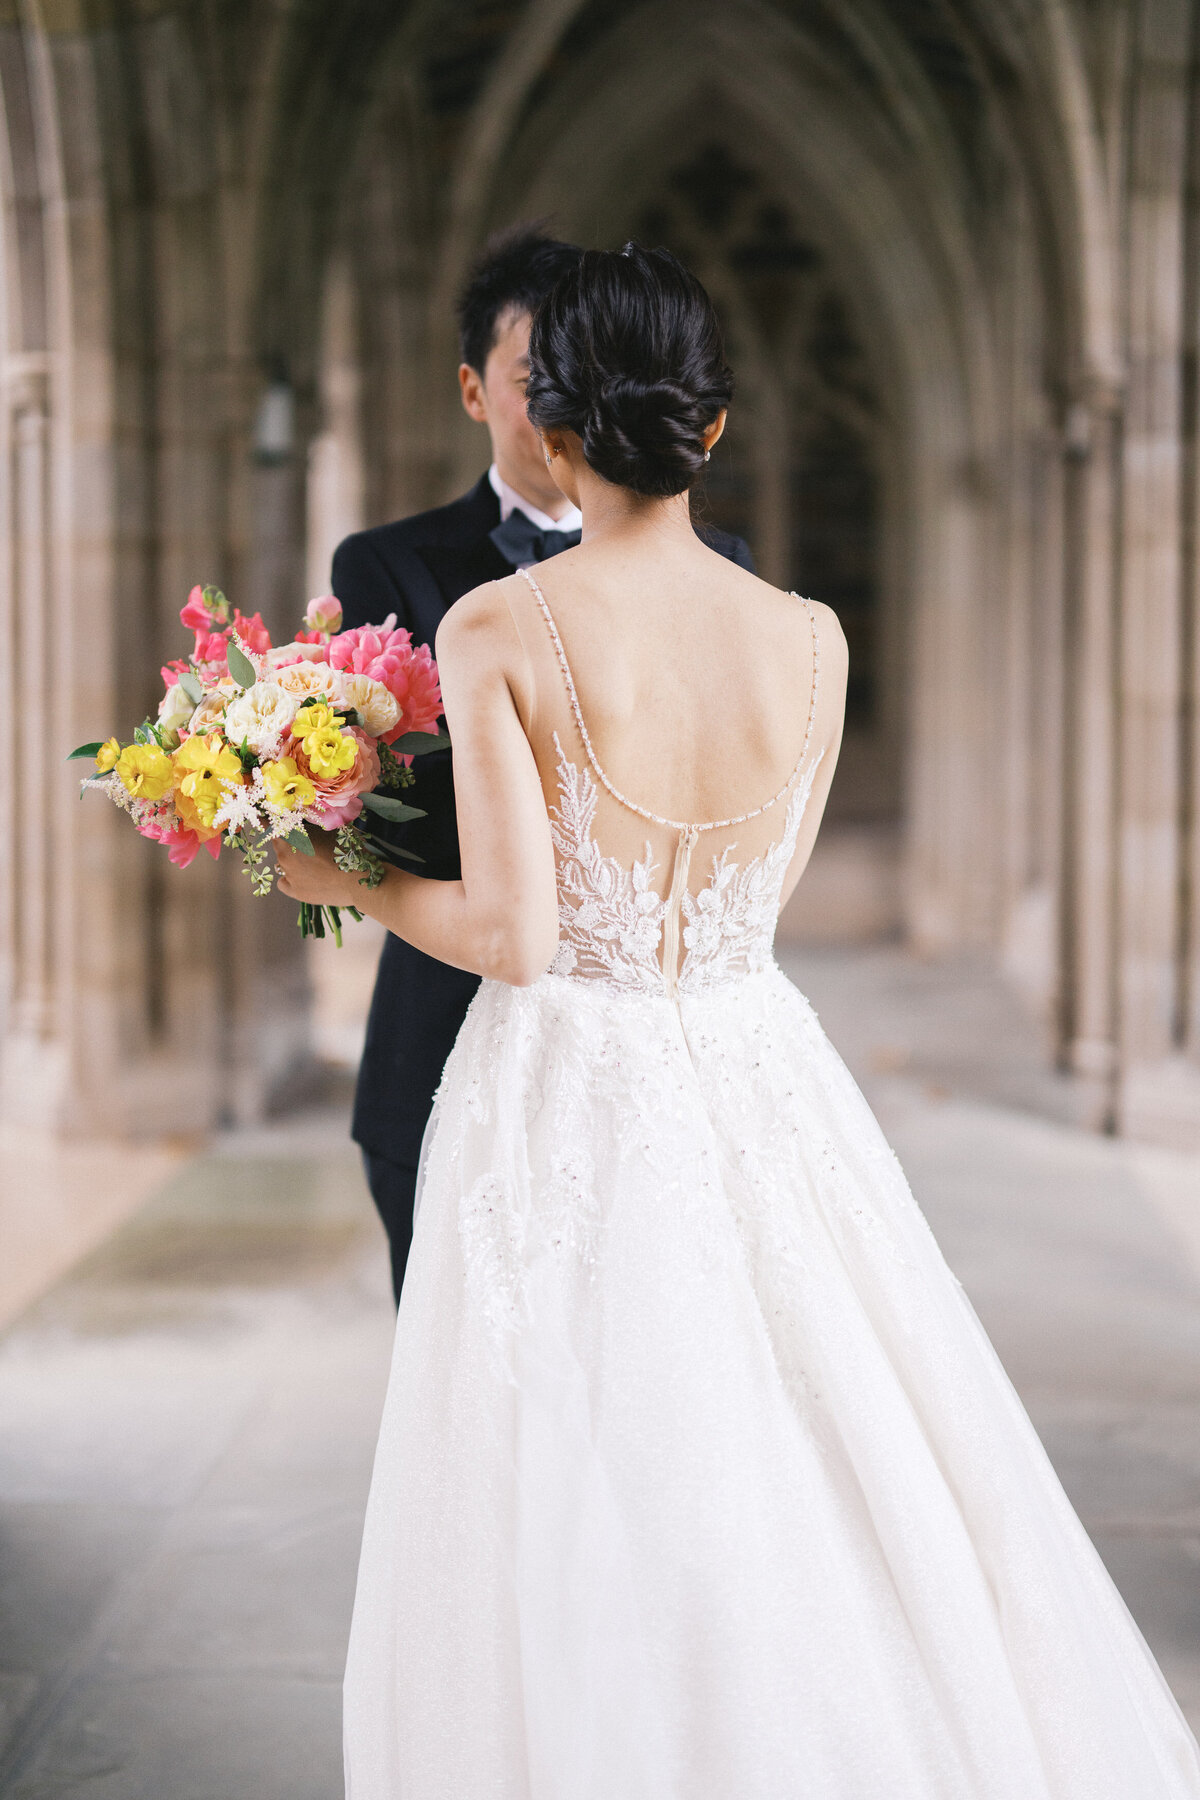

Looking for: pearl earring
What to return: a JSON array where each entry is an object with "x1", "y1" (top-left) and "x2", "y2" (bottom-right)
[{"x1": 704, "y1": 449, "x2": 711, "y2": 462}]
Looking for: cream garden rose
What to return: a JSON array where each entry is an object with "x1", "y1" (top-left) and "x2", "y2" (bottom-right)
[
  {"x1": 222, "y1": 682, "x2": 299, "y2": 757},
  {"x1": 336, "y1": 672, "x2": 401, "y2": 739},
  {"x1": 275, "y1": 660, "x2": 340, "y2": 703},
  {"x1": 188, "y1": 678, "x2": 237, "y2": 736}
]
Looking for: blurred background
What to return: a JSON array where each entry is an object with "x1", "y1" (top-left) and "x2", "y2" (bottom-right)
[
  {"x1": 2, "y1": 2, "x2": 1200, "y2": 1795},
  {"x1": 2, "y1": 0, "x2": 1199, "y2": 1155}
]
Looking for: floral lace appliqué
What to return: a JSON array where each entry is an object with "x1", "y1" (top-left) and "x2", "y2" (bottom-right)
[
  {"x1": 549, "y1": 742, "x2": 666, "y2": 991},
  {"x1": 549, "y1": 736, "x2": 823, "y2": 996},
  {"x1": 679, "y1": 756, "x2": 822, "y2": 995}
]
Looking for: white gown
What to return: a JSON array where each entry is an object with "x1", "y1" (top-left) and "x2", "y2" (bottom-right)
[{"x1": 344, "y1": 577, "x2": 1200, "y2": 1800}]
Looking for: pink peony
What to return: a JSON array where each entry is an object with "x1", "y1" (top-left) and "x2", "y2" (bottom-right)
[
  {"x1": 328, "y1": 619, "x2": 442, "y2": 744},
  {"x1": 293, "y1": 726, "x2": 380, "y2": 829}
]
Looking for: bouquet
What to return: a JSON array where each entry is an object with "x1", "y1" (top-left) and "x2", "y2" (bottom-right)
[{"x1": 71, "y1": 585, "x2": 447, "y2": 944}]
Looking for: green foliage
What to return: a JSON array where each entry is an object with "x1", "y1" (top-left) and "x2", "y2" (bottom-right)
[
  {"x1": 392, "y1": 729, "x2": 450, "y2": 755},
  {"x1": 226, "y1": 640, "x2": 256, "y2": 689},
  {"x1": 361, "y1": 792, "x2": 426, "y2": 822}
]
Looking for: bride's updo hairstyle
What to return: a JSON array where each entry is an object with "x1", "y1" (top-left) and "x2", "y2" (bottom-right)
[{"x1": 525, "y1": 242, "x2": 734, "y2": 498}]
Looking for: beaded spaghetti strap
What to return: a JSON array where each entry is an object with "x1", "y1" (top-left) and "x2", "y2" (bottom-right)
[{"x1": 518, "y1": 565, "x2": 821, "y2": 833}]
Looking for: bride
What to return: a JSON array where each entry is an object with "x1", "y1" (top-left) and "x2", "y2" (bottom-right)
[{"x1": 277, "y1": 244, "x2": 1200, "y2": 1799}]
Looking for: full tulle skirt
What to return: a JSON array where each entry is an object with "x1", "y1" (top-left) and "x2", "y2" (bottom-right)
[{"x1": 343, "y1": 965, "x2": 1200, "y2": 1799}]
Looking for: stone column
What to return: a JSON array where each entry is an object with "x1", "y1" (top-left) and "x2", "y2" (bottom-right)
[
  {"x1": 0, "y1": 360, "x2": 66, "y2": 1129},
  {"x1": 1058, "y1": 383, "x2": 1122, "y2": 1119}
]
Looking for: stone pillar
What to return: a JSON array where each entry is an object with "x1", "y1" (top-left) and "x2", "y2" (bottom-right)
[
  {"x1": 1058, "y1": 384, "x2": 1122, "y2": 1117},
  {"x1": 0, "y1": 360, "x2": 66, "y2": 1128}
]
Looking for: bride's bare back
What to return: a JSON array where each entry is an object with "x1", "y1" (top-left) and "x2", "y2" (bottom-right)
[{"x1": 504, "y1": 531, "x2": 845, "y2": 913}]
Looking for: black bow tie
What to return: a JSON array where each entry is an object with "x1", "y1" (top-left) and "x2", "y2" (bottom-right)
[{"x1": 489, "y1": 509, "x2": 581, "y2": 568}]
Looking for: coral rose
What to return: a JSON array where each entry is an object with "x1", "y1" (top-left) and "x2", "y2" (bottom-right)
[{"x1": 293, "y1": 726, "x2": 379, "y2": 828}]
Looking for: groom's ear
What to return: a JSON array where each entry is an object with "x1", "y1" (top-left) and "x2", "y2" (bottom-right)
[{"x1": 459, "y1": 362, "x2": 489, "y2": 425}]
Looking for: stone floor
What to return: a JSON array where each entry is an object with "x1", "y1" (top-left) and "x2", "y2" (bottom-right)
[{"x1": 1, "y1": 948, "x2": 1199, "y2": 1797}]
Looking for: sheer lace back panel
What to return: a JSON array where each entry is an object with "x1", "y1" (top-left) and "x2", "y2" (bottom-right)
[{"x1": 516, "y1": 566, "x2": 823, "y2": 997}]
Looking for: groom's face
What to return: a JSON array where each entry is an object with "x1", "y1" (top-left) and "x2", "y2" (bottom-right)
[{"x1": 458, "y1": 307, "x2": 564, "y2": 512}]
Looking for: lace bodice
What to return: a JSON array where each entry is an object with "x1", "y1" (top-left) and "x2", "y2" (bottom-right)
[
  {"x1": 517, "y1": 566, "x2": 824, "y2": 998},
  {"x1": 548, "y1": 738, "x2": 823, "y2": 996}
]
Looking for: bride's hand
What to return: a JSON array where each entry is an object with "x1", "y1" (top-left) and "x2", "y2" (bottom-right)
[{"x1": 274, "y1": 829, "x2": 359, "y2": 906}]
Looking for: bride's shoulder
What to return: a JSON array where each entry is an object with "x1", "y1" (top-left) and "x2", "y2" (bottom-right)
[
  {"x1": 805, "y1": 597, "x2": 847, "y2": 660},
  {"x1": 434, "y1": 577, "x2": 534, "y2": 714},
  {"x1": 435, "y1": 576, "x2": 527, "y2": 663}
]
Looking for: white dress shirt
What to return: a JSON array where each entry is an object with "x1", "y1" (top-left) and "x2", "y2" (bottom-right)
[{"x1": 488, "y1": 464, "x2": 582, "y2": 568}]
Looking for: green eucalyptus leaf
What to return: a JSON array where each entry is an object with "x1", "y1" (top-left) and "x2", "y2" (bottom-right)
[
  {"x1": 179, "y1": 670, "x2": 203, "y2": 704},
  {"x1": 392, "y1": 730, "x2": 450, "y2": 756},
  {"x1": 67, "y1": 742, "x2": 104, "y2": 761},
  {"x1": 362, "y1": 834, "x2": 424, "y2": 865},
  {"x1": 360, "y1": 792, "x2": 426, "y2": 822},
  {"x1": 285, "y1": 827, "x2": 315, "y2": 857},
  {"x1": 226, "y1": 640, "x2": 256, "y2": 689}
]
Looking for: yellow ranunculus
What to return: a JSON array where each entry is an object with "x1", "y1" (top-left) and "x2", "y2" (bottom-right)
[
  {"x1": 290, "y1": 700, "x2": 345, "y2": 743},
  {"x1": 172, "y1": 731, "x2": 245, "y2": 832},
  {"x1": 261, "y1": 755, "x2": 316, "y2": 814},
  {"x1": 95, "y1": 737, "x2": 122, "y2": 773},
  {"x1": 301, "y1": 724, "x2": 357, "y2": 780},
  {"x1": 116, "y1": 741, "x2": 174, "y2": 801}
]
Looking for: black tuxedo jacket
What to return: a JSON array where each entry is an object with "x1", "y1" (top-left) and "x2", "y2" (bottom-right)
[{"x1": 333, "y1": 472, "x2": 755, "y2": 1166}]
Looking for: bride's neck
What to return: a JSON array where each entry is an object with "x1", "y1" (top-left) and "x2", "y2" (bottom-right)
[{"x1": 576, "y1": 479, "x2": 695, "y2": 550}]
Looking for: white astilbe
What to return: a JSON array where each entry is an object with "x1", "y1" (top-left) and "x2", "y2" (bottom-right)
[
  {"x1": 213, "y1": 775, "x2": 263, "y2": 835},
  {"x1": 248, "y1": 764, "x2": 307, "y2": 840},
  {"x1": 87, "y1": 771, "x2": 137, "y2": 816}
]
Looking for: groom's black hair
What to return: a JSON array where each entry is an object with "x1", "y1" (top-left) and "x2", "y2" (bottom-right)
[{"x1": 458, "y1": 224, "x2": 583, "y2": 376}]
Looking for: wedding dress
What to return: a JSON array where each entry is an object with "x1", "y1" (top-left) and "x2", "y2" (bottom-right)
[{"x1": 344, "y1": 571, "x2": 1200, "y2": 1799}]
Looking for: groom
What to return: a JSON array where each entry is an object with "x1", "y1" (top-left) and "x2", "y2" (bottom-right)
[{"x1": 333, "y1": 225, "x2": 755, "y2": 1301}]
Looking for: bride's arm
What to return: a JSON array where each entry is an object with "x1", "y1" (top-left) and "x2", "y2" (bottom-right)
[{"x1": 275, "y1": 584, "x2": 559, "y2": 986}]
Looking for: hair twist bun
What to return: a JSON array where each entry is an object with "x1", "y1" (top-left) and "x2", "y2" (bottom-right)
[{"x1": 526, "y1": 244, "x2": 733, "y2": 499}]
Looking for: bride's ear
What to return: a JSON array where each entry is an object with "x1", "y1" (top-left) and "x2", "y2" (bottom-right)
[
  {"x1": 539, "y1": 430, "x2": 568, "y2": 466},
  {"x1": 703, "y1": 410, "x2": 728, "y2": 454}
]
